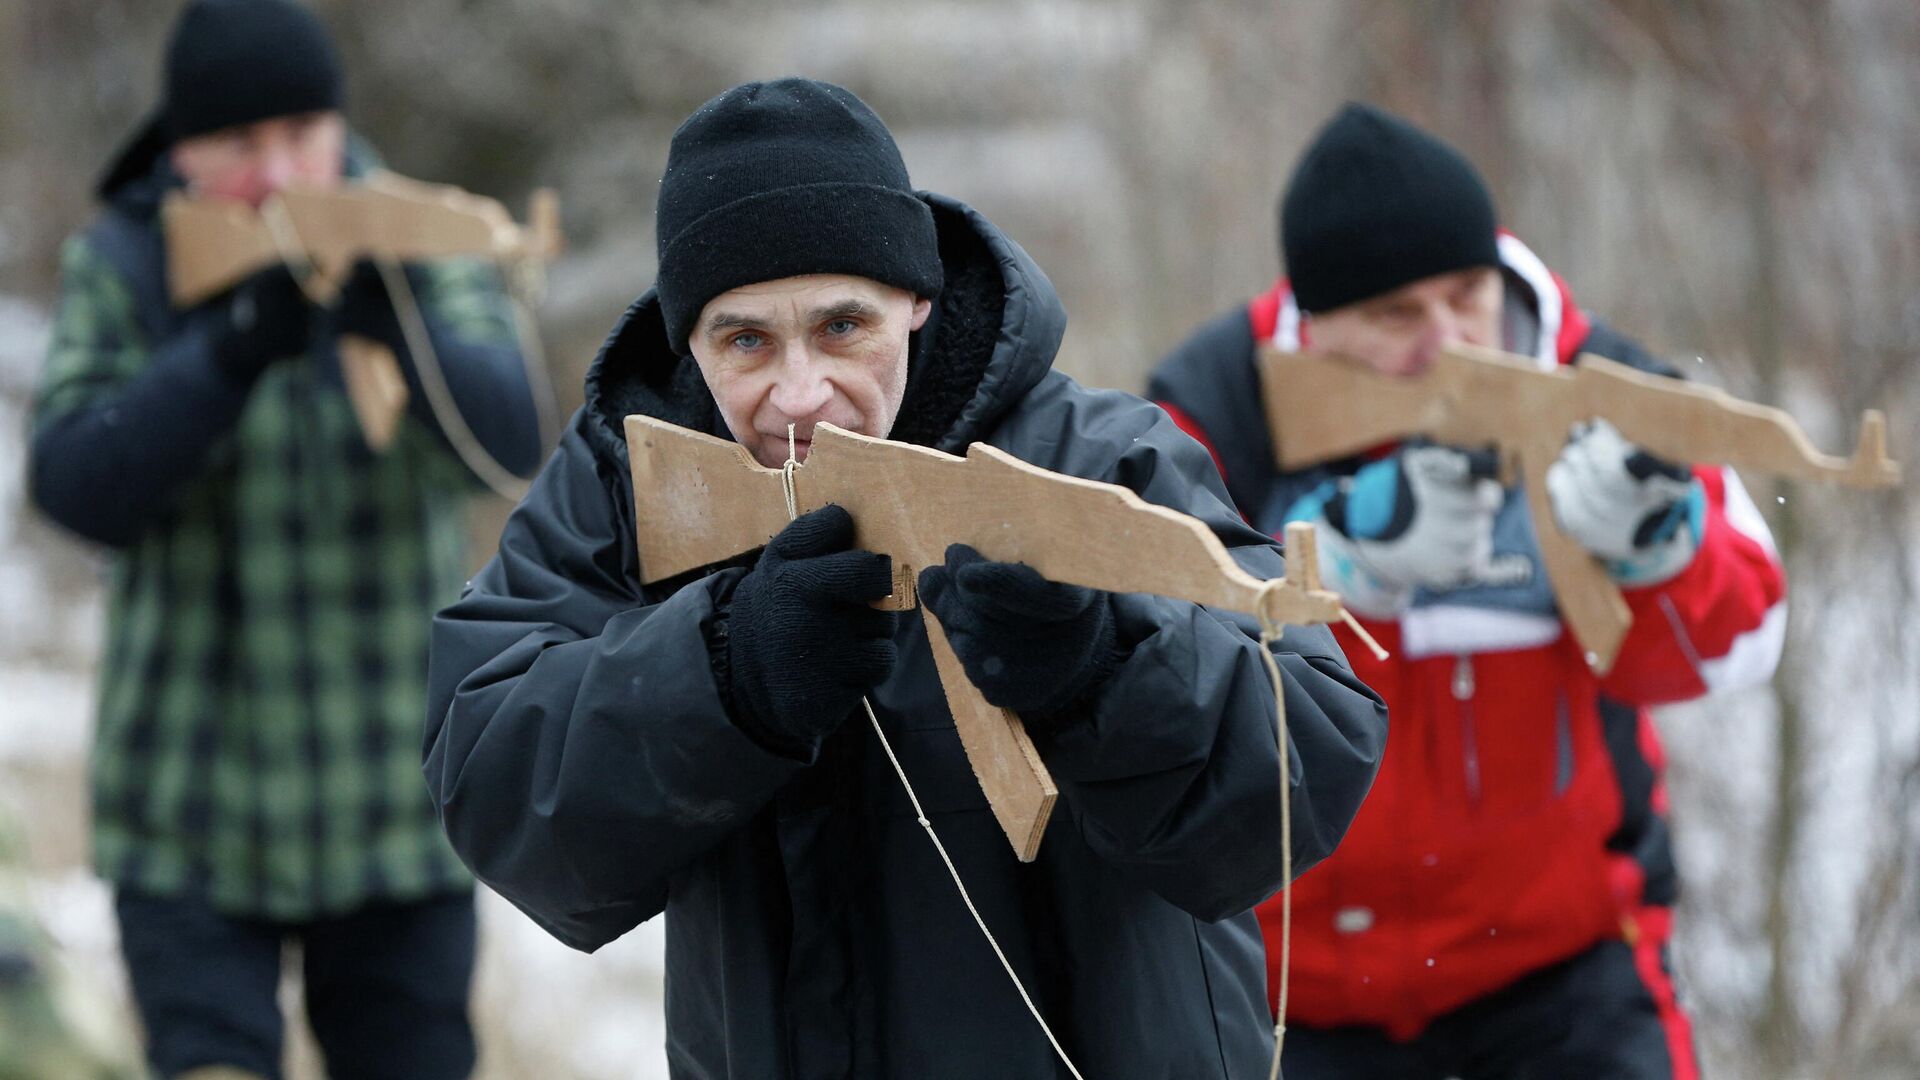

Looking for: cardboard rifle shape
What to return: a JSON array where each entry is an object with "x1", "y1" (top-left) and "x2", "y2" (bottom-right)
[
  {"x1": 1260, "y1": 342, "x2": 1902, "y2": 674},
  {"x1": 162, "y1": 171, "x2": 562, "y2": 452},
  {"x1": 625, "y1": 415, "x2": 1353, "y2": 862}
]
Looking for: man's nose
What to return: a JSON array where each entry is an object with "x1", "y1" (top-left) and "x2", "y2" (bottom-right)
[
  {"x1": 767, "y1": 350, "x2": 833, "y2": 419},
  {"x1": 256, "y1": 144, "x2": 300, "y2": 196}
]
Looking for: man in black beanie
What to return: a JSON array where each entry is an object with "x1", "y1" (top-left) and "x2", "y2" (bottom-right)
[
  {"x1": 97, "y1": 0, "x2": 348, "y2": 207},
  {"x1": 425, "y1": 77, "x2": 1388, "y2": 1078},
  {"x1": 1151, "y1": 102, "x2": 1787, "y2": 1078},
  {"x1": 29, "y1": 2, "x2": 545, "y2": 1077}
]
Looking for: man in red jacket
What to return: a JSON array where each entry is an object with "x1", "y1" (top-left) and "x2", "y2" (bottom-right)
[{"x1": 1150, "y1": 103, "x2": 1786, "y2": 1078}]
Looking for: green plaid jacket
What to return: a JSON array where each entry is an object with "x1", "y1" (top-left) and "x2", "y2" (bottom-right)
[{"x1": 33, "y1": 203, "x2": 517, "y2": 920}]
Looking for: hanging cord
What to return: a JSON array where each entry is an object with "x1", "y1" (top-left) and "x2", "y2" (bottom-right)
[
  {"x1": 775, "y1": 429, "x2": 1307, "y2": 1078},
  {"x1": 258, "y1": 191, "x2": 561, "y2": 501},
  {"x1": 260, "y1": 197, "x2": 326, "y2": 304},
  {"x1": 1255, "y1": 596, "x2": 1295, "y2": 1080},
  {"x1": 499, "y1": 259, "x2": 565, "y2": 454},
  {"x1": 374, "y1": 255, "x2": 533, "y2": 501},
  {"x1": 780, "y1": 426, "x2": 1089, "y2": 1080}
]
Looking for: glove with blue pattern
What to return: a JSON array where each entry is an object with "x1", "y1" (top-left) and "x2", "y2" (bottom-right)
[{"x1": 1546, "y1": 419, "x2": 1703, "y2": 585}]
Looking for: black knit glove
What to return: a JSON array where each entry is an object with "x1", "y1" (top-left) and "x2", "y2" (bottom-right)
[
  {"x1": 211, "y1": 264, "x2": 315, "y2": 383},
  {"x1": 916, "y1": 544, "x2": 1121, "y2": 720},
  {"x1": 327, "y1": 258, "x2": 411, "y2": 363},
  {"x1": 717, "y1": 505, "x2": 898, "y2": 755}
]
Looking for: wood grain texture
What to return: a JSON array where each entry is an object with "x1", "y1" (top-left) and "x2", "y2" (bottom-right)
[
  {"x1": 921, "y1": 606, "x2": 1056, "y2": 861},
  {"x1": 1261, "y1": 342, "x2": 1900, "y2": 672},
  {"x1": 162, "y1": 171, "x2": 562, "y2": 306},
  {"x1": 625, "y1": 416, "x2": 1344, "y2": 625},
  {"x1": 624, "y1": 415, "x2": 1345, "y2": 860}
]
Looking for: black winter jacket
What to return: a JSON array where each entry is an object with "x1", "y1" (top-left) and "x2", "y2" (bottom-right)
[{"x1": 424, "y1": 194, "x2": 1387, "y2": 1078}]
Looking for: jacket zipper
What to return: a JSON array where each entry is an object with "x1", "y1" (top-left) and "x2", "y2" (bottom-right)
[{"x1": 1453, "y1": 654, "x2": 1481, "y2": 806}]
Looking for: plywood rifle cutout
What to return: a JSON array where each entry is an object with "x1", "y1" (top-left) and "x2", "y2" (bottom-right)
[
  {"x1": 1260, "y1": 342, "x2": 1902, "y2": 674},
  {"x1": 162, "y1": 171, "x2": 563, "y2": 454},
  {"x1": 625, "y1": 415, "x2": 1373, "y2": 862}
]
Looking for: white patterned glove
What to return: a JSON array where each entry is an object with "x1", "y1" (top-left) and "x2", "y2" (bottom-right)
[
  {"x1": 1546, "y1": 419, "x2": 1703, "y2": 585},
  {"x1": 1295, "y1": 445, "x2": 1504, "y2": 618}
]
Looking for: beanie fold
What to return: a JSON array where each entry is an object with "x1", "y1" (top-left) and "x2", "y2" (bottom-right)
[
  {"x1": 657, "y1": 182, "x2": 943, "y2": 355},
  {"x1": 1289, "y1": 214, "x2": 1499, "y2": 314}
]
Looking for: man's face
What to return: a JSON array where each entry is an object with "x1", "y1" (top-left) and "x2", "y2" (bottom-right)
[
  {"x1": 169, "y1": 111, "x2": 346, "y2": 209},
  {"x1": 690, "y1": 274, "x2": 933, "y2": 468},
  {"x1": 1305, "y1": 266, "x2": 1503, "y2": 377}
]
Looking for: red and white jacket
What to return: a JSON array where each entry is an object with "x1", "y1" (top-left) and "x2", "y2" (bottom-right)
[{"x1": 1147, "y1": 233, "x2": 1787, "y2": 1040}]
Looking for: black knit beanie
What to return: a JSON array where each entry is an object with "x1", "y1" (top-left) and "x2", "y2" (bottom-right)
[
  {"x1": 162, "y1": 0, "x2": 344, "y2": 141},
  {"x1": 1280, "y1": 102, "x2": 1499, "y2": 314},
  {"x1": 655, "y1": 78, "x2": 944, "y2": 355}
]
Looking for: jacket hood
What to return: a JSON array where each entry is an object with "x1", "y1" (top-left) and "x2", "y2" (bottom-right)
[{"x1": 580, "y1": 192, "x2": 1068, "y2": 467}]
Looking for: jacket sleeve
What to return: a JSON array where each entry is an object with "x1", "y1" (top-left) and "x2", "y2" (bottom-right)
[
  {"x1": 1573, "y1": 321, "x2": 1788, "y2": 705},
  {"x1": 423, "y1": 415, "x2": 804, "y2": 951},
  {"x1": 1011, "y1": 386, "x2": 1388, "y2": 922},
  {"x1": 27, "y1": 234, "x2": 256, "y2": 546},
  {"x1": 387, "y1": 257, "x2": 545, "y2": 480},
  {"x1": 1601, "y1": 465, "x2": 1786, "y2": 704}
]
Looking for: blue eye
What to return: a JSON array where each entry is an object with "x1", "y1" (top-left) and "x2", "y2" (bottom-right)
[
  {"x1": 824, "y1": 319, "x2": 857, "y2": 336},
  {"x1": 732, "y1": 332, "x2": 765, "y2": 350}
]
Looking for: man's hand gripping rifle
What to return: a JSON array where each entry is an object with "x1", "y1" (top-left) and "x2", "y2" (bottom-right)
[
  {"x1": 1261, "y1": 342, "x2": 1901, "y2": 674},
  {"x1": 624, "y1": 416, "x2": 1369, "y2": 861}
]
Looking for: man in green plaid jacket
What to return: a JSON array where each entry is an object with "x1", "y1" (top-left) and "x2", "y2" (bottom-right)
[{"x1": 26, "y1": 2, "x2": 543, "y2": 1078}]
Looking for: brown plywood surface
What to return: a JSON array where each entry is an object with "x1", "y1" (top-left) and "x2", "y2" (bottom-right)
[
  {"x1": 624, "y1": 416, "x2": 1347, "y2": 860},
  {"x1": 161, "y1": 171, "x2": 562, "y2": 307},
  {"x1": 1260, "y1": 343, "x2": 1900, "y2": 672}
]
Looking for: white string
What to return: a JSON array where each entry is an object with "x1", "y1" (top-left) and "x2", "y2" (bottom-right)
[
  {"x1": 375, "y1": 256, "x2": 533, "y2": 502},
  {"x1": 491, "y1": 241, "x2": 565, "y2": 453},
  {"x1": 777, "y1": 425, "x2": 1088, "y2": 1080},
  {"x1": 783, "y1": 424, "x2": 800, "y2": 519},
  {"x1": 503, "y1": 273, "x2": 565, "y2": 455},
  {"x1": 1256, "y1": 595, "x2": 1294, "y2": 1080},
  {"x1": 257, "y1": 190, "x2": 557, "y2": 503},
  {"x1": 258, "y1": 196, "x2": 325, "y2": 305},
  {"x1": 777, "y1": 429, "x2": 1296, "y2": 1076},
  {"x1": 858, "y1": 697, "x2": 1088, "y2": 1079}
]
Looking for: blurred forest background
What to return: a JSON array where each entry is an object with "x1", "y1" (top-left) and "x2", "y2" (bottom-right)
[{"x1": 2, "y1": 1, "x2": 1916, "y2": 1077}]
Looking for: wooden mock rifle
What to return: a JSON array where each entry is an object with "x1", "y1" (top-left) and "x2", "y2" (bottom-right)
[
  {"x1": 162, "y1": 171, "x2": 562, "y2": 457},
  {"x1": 624, "y1": 415, "x2": 1362, "y2": 861},
  {"x1": 1259, "y1": 342, "x2": 1901, "y2": 674}
]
